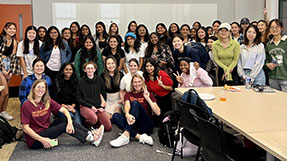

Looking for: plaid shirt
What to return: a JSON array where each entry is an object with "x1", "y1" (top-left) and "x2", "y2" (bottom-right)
[
  {"x1": 19, "y1": 74, "x2": 52, "y2": 105},
  {"x1": 0, "y1": 36, "x2": 20, "y2": 75}
]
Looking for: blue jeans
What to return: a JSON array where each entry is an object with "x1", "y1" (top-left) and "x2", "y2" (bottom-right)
[
  {"x1": 57, "y1": 108, "x2": 82, "y2": 125},
  {"x1": 1, "y1": 57, "x2": 10, "y2": 71},
  {"x1": 244, "y1": 69, "x2": 266, "y2": 85},
  {"x1": 112, "y1": 100, "x2": 154, "y2": 137}
]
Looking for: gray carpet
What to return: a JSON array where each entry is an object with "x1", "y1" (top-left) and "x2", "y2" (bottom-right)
[{"x1": 9, "y1": 125, "x2": 194, "y2": 161}]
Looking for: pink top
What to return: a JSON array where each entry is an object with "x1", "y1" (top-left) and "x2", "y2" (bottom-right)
[{"x1": 178, "y1": 68, "x2": 213, "y2": 88}]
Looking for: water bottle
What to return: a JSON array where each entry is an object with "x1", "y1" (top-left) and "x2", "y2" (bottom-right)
[{"x1": 245, "y1": 77, "x2": 251, "y2": 89}]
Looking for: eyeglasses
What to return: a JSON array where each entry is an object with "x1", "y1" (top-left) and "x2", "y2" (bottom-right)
[{"x1": 270, "y1": 26, "x2": 281, "y2": 30}]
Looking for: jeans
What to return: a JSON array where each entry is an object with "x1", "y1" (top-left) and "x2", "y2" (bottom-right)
[
  {"x1": 244, "y1": 69, "x2": 266, "y2": 85},
  {"x1": 2, "y1": 57, "x2": 10, "y2": 71},
  {"x1": 56, "y1": 108, "x2": 82, "y2": 126},
  {"x1": 112, "y1": 100, "x2": 154, "y2": 137},
  {"x1": 30, "y1": 117, "x2": 89, "y2": 149}
]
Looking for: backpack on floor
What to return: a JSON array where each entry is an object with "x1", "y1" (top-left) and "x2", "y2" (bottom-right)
[
  {"x1": 175, "y1": 128, "x2": 198, "y2": 157},
  {"x1": 0, "y1": 115, "x2": 18, "y2": 148},
  {"x1": 158, "y1": 111, "x2": 181, "y2": 148}
]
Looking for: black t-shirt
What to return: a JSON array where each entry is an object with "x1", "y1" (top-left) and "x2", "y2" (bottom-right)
[
  {"x1": 100, "y1": 72, "x2": 123, "y2": 93},
  {"x1": 57, "y1": 80, "x2": 75, "y2": 105},
  {"x1": 102, "y1": 47, "x2": 125, "y2": 66}
]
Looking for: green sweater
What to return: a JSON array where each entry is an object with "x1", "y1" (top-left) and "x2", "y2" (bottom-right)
[
  {"x1": 212, "y1": 38, "x2": 240, "y2": 81},
  {"x1": 74, "y1": 49, "x2": 104, "y2": 78},
  {"x1": 265, "y1": 36, "x2": 287, "y2": 80}
]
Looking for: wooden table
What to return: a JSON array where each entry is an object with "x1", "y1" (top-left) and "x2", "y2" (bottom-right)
[{"x1": 175, "y1": 86, "x2": 287, "y2": 161}]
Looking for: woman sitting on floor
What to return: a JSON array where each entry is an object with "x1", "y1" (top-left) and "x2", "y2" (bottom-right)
[
  {"x1": 21, "y1": 79, "x2": 104, "y2": 149},
  {"x1": 110, "y1": 74, "x2": 161, "y2": 147}
]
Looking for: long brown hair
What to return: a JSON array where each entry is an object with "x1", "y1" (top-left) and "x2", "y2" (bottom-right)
[
  {"x1": 130, "y1": 74, "x2": 145, "y2": 92},
  {"x1": 257, "y1": 20, "x2": 269, "y2": 44},
  {"x1": 27, "y1": 79, "x2": 50, "y2": 109},
  {"x1": 103, "y1": 56, "x2": 121, "y2": 90}
]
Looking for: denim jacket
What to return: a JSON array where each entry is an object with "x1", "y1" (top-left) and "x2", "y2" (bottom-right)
[{"x1": 39, "y1": 40, "x2": 72, "y2": 65}]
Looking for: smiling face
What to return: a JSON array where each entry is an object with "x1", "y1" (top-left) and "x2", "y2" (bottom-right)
[
  {"x1": 207, "y1": 39, "x2": 214, "y2": 50},
  {"x1": 62, "y1": 29, "x2": 71, "y2": 40},
  {"x1": 150, "y1": 33, "x2": 159, "y2": 45},
  {"x1": 27, "y1": 29, "x2": 37, "y2": 41},
  {"x1": 138, "y1": 26, "x2": 146, "y2": 37},
  {"x1": 63, "y1": 64, "x2": 73, "y2": 80},
  {"x1": 213, "y1": 22, "x2": 220, "y2": 33},
  {"x1": 218, "y1": 28, "x2": 230, "y2": 39},
  {"x1": 157, "y1": 25, "x2": 166, "y2": 35},
  {"x1": 106, "y1": 58, "x2": 116, "y2": 72},
  {"x1": 198, "y1": 28, "x2": 206, "y2": 40},
  {"x1": 4, "y1": 24, "x2": 16, "y2": 37},
  {"x1": 84, "y1": 64, "x2": 96, "y2": 77},
  {"x1": 70, "y1": 24, "x2": 79, "y2": 33},
  {"x1": 231, "y1": 24, "x2": 240, "y2": 35},
  {"x1": 257, "y1": 21, "x2": 267, "y2": 33},
  {"x1": 180, "y1": 26, "x2": 190, "y2": 37},
  {"x1": 190, "y1": 29, "x2": 196, "y2": 38},
  {"x1": 269, "y1": 21, "x2": 282, "y2": 37},
  {"x1": 145, "y1": 62, "x2": 155, "y2": 74},
  {"x1": 81, "y1": 26, "x2": 89, "y2": 36},
  {"x1": 109, "y1": 37, "x2": 118, "y2": 49},
  {"x1": 129, "y1": 22, "x2": 137, "y2": 33},
  {"x1": 33, "y1": 61, "x2": 45, "y2": 75},
  {"x1": 38, "y1": 28, "x2": 46, "y2": 38},
  {"x1": 179, "y1": 60, "x2": 190, "y2": 74},
  {"x1": 111, "y1": 24, "x2": 118, "y2": 33},
  {"x1": 129, "y1": 61, "x2": 139, "y2": 74},
  {"x1": 84, "y1": 38, "x2": 94, "y2": 51},
  {"x1": 33, "y1": 82, "x2": 46, "y2": 99},
  {"x1": 126, "y1": 36, "x2": 135, "y2": 47},
  {"x1": 132, "y1": 76, "x2": 144, "y2": 92},
  {"x1": 170, "y1": 24, "x2": 178, "y2": 33},
  {"x1": 49, "y1": 29, "x2": 59, "y2": 41},
  {"x1": 96, "y1": 24, "x2": 104, "y2": 34},
  {"x1": 172, "y1": 36, "x2": 183, "y2": 49},
  {"x1": 246, "y1": 27, "x2": 257, "y2": 43}
]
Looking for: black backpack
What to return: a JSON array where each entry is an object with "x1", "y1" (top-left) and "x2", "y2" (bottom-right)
[
  {"x1": 0, "y1": 115, "x2": 18, "y2": 148},
  {"x1": 158, "y1": 111, "x2": 181, "y2": 148}
]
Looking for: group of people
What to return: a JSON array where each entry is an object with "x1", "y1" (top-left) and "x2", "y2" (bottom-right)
[{"x1": 0, "y1": 15, "x2": 286, "y2": 149}]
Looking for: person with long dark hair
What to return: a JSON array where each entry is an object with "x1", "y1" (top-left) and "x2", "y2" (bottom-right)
[
  {"x1": 180, "y1": 24, "x2": 193, "y2": 46},
  {"x1": 145, "y1": 32, "x2": 174, "y2": 77},
  {"x1": 17, "y1": 26, "x2": 41, "y2": 79},
  {"x1": 110, "y1": 74, "x2": 160, "y2": 148},
  {"x1": 196, "y1": 27, "x2": 209, "y2": 47},
  {"x1": 0, "y1": 22, "x2": 19, "y2": 121},
  {"x1": 192, "y1": 21, "x2": 201, "y2": 30},
  {"x1": 74, "y1": 35, "x2": 103, "y2": 78},
  {"x1": 156, "y1": 23, "x2": 172, "y2": 49},
  {"x1": 231, "y1": 22, "x2": 244, "y2": 45},
  {"x1": 38, "y1": 26, "x2": 47, "y2": 42},
  {"x1": 127, "y1": 21, "x2": 137, "y2": 34},
  {"x1": 101, "y1": 56, "x2": 123, "y2": 118},
  {"x1": 69, "y1": 21, "x2": 81, "y2": 61},
  {"x1": 122, "y1": 32, "x2": 143, "y2": 73},
  {"x1": 212, "y1": 20, "x2": 221, "y2": 37},
  {"x1": 237, "y1": 25, "x2": 266, "y2": 85},
  {"x1": 257, "y1": 20, "x2": 269, "y2": 45},
  {"x1": 61, "y1": 27, "x2": 75, "y2": 61},
  {"x1": 77, "y1": 24, "x2": 92, "y2": 48},
  {"x1": 102, "y1": 35, "x2": 125, "y2": 71},
  {"x1": 108, "y1": 22, "x2": 123, "y2": 46},
  {"x1": 40, "y1": 26, "x2": 71, "y2": 81},
  {"x1": 94, "y1": 21, "x2": 109, "y2": 52},
  {"x1": 143, "y1": 58, "x2": 173, "y2": 115},
  {"x1": 21, "y1": 79, "x2": 105, "y2": 149},
  {"x1": 52, "y1": 62, "x2": 82, "y2": 125},
  {"x1": 168, "y1": 23, "x2": 180, "y2": 39}
]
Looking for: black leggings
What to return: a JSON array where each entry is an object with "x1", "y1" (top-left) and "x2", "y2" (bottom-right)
[
  {"x1": 218, "y1": 66, "x2": 240, "y2": 86},
  {"x1": 30, "y1": 117, "x2": 89, "y2": 149}
]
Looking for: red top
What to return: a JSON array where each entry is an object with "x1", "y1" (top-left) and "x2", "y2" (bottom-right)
[
  {"x1": 124, "y1": 91, "x2": 157, "y2": 117},
  {"x1": 145, "y1": 70, "x2": 173, "y2": 97},
  {"x1": 21, "y1": 99, "x2": 61, "y2": 148}
]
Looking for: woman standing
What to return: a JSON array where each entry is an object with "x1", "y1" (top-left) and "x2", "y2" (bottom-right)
[
  {"x1": 127, "y1": 21, "x2": 137, "y2": 34},
  {"x1": 61, "y1": 28, "x2": 74, "y2": 58},
  {"x1": 237, "y1": 25, "x2": 266, "y2": 85},
  {"x1": 143, "y1": 58, "x2": 173, "y2": 115},
  {"x1": 76, "y1": 62, "x2": 111, "y2": 131},
  {"x1": 94, "y1": 21, "x2": 109, "y2": 52},
  {"x1": 108, "y1": 23, "x2": 123, "y2": 46},
  {"x1": 17, "y1": 26, "x2": 42, "y2": 79},
  {"x1": 102, "y1": 35, "x2": 125, "y2": 71},
  {"x1": 145, "y1": 32, "x2": 174, "y2": 77},
  {"x1": 196, "y1": 27, "x2": 209, "y2": 48},
  {"x1": 21, "y1": 79, "x2": 105, "y2": 149},
  {"x1": 19, "y1": 58, "x2": 51, "y2": 106},
  {"x1": 212, "y1": 20, "x2": 221, "y2": 37},
  {"x1": 122, "y1": 32, "x2": 143, "y2": 73},
  {"x1": 136, "y1": 24, "x2": 149, "y2": 55},
  {"x1": 231, "y1": 22, "x2": 244, "y2": 45},
  {"x1": 0, "y1": 22, "x2": 19, "y2": 121},
  {"x1": 101, "y1": 56, "x2": 123, "y2": 118},
  {"x1": 40, "y1": 26, "x2": 71, "y2": 81},
  {"x1": 257, "y1": 20, "x2": 269, "y2": 45},
  {"x1": 110, "y1": 74, "x2": 160, "y2": 148},
  {"x1": 74, "y1": 35, "x2": 103, "y2": 78},
  {"x1": 156, "y1": 23, "x2": 173, "y2": 49},
  {"x1": 265, "y1": 19, "x2": 287, "y2": 92},
  {"x1": 180, "y1": 24, "x2": 193, "y2": 46},
  {"x1": 168, "y1": 23, "x2": 180, "y2": 39},
  {"x1": 52, "y1": 62, "x2": 82, "y2": 125},
  {"x1": 69, "y1": 21, "x2": 81, "y2": 62},
  {"x1": 212, "y1": 23, "x2": 240, "y2": 85},
  {"x1": 78, "y1": 24, "x2": 92, "y2": 48}
]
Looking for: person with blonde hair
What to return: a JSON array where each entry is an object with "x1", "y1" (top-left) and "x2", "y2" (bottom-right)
[
  {"x1": 110, "y1": 74, "x2": 160, "y2": 148},
  {"x1": 21, "y1": 79, "x2": 104, "y2": 149}
]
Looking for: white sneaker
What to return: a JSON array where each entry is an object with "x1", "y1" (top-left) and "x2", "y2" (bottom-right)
[
  {"x1": 91, "y1": 125, "x2": 104, "y2": 147},
  {"x1": 139, "y1": 133, "x2": 153, "y2": 145},
  {"x1": 110, "y1": 133, "x2": 130, "y2": 148},
  {"x1": 0, "y1": 111, "x2": 13, "y2": 121}
]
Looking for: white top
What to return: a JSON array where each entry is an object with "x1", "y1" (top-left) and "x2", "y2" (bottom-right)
[
  {"x1": 120, "y1": 71, "x2": 143, "y2": 92},
  {"x1": 46, "y1": 47, "x2": 61, "y2": 71},
  {"x1": 237, "y1": 43, "x2": 265, "y2": 80},
  {"x1": 16, "y1": 40, "x2": 42, "y2": 75},
  {"x1": 123, "y1": 46, "x2": 145, "y2": 72}
]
